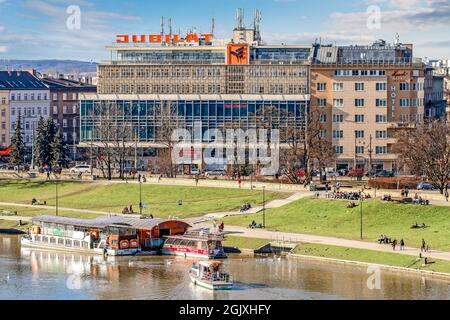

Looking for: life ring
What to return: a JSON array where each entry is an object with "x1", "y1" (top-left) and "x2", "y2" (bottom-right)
[
  {"x1": 120, "y1": 240, "x2": 130, "y2": 249},
  {"x1": 130, "y1": 239, "x2": 139, "y2": 248}
]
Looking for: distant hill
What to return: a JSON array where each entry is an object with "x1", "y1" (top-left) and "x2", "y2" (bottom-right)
[{"x1": 0, "y1": 60, "x2": 97, "y2": 75}]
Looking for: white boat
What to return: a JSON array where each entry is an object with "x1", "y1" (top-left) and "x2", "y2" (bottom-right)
[{"x1": 189, "y1": 261, "x2": 233, "y2": 290}]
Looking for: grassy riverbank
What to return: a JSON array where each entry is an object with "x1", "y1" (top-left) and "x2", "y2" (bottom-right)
[
  {"x1": 0, "y1": 180, "x2": 287, "y2": 218},
  {"x1": 293, "y1": 243, "x2": 450, "y2": 274},
  {"x1": 224, "y1": 198, "x2": 450, "y2": 251},
  {"x1": 223, "y1": 236, "x2": 271, "y2": 250}
]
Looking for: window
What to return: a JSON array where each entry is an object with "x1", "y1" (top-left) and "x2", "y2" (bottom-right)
[
  {"x1": 1, "y1": 122, "x2": 5, "y2": 130},
  {"x1": 73, "y1": 118, "x2": 77, "y2": 127},
  {"x1": 355, "y1": 114, "x2": 365, "y2": 123},
  {"x1": 53, "y1": 93, "x2": 58, "y2": 101},
  {"x1": 400, "y1": 99, "x2": 409, "y2": 107},
  {"x1": 24, "y1": 93, "x2": 28, "y2": 101},
  {"x1": 30, "y1": 94, "x2": 35, "y2": 100},
  {"x1": 53, "y1": 106, "x2": 58, "y2": 114},
  {"x1": 317, "y1": 98, "x2": 327, "y2": 107},
  {"x1": 376, "y1": 130, "x2": 387, "y2": 139},
  {"x1": 400, "y1": 83, "x2": 409, "y2": 91},
  {"x1": 332, "y1": 130, "x2": 344, "y2": 139},
  {"x1": 37, "y1": 94, "x2": 41, "y2": 101},
  {"x1": 355, "y1": 146, "x2": 364, "y2": 154},
  {"x1": 376, "y1": 83, "x2": 387, "y2": 91},
  {"x1": 63, "y1": 132, "x2": 68, "y2": 141},
  {"x1": 333, "y1": 82, "x2": 344, "y2": 91},
  {"x1": 355, "y1": 83, "x2": 365, "y2": 91},
  {"x1": 319, "y1": 114, "x2": 327, "y2": 123},
  {"x1": 11, "y1": 94, "x2": 15, "y2": 101},
  {"x1": 355, "y1": 130, "x2": 365, "y2": 138},
  {"x1": 1, "y1": 97, "x2": 5, "y2": 104},
  {"x1": 333, "y1": 99, "x2": 344, "y2": 108},
  {"x1": 355, "y1": 99, "x2": 365, "y2": 107},
  {"x1": 317, "y1": 83, "x2": 327, "y2": 91},
  {"x1": 376, "y1": 146, "x2": 387, "y2": 154},
  {"x1": 63, "y1": 119, "x2": 67, "y2": 127},
  {"x1": 333, "y1": 114, "x2": 344, "y2": 123},
  {"x1": 376, "y1": 99, "x2": 387, "y2": 107},
  {"x1": 63, "y1": 105, "x2": 67, "y2": 114},
  {"x1": 335, "y1": 146, "x2": 344, "y2": 154},
  {"x1": 319, "y1": 130, "x2": 327, "y2": 138},
  {"x1": 376, "y1": 115, "x2": 387, "y2": 123},
  {"x1": 1, "y1": 109, "x2": 5, "y2": 117}
]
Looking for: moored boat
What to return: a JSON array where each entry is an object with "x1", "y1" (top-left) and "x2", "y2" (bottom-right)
[
  {"x1": 162, "y1": 228, "x2": 227, "y2": 259},
  {"x1": 189, "y1": 261, "x2": 233, "y2": 290}
]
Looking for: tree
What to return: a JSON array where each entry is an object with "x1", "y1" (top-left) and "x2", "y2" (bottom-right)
[
  {"x1": 394, "y1": 120, "x2": 450, "y2": 195},
  {"x1": 34, "y1": 117, "x2": 56, "y2": 168},
  {"x1": 51, "y1": 128, "x2": 69, "y2": 168},
  {"x1": 9, "y1": 115, "x2": 25, "y2": 171}
]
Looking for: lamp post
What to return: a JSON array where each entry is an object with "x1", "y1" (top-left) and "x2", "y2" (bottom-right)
[
  {"x1": 360, "y1": 196, "x2": 363, "y2": 240},
  {"x1": 262, "y1": 186, "x2": 266, "y2": 228},
  {"x1": 55, "y1": 179, "x2": 59, "y2": 217},
  {"x1": 139, "y1": 181, "x2": 143, "y2": 215}
]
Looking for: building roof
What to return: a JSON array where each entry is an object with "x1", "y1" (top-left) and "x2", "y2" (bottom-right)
[
  {"x1": 42, "y1": 78, "x2": 97, "y2": 92},
  {"x1": 0, "y1": 71, "x2": 48, "y2": 90},
  {"x1": 31, "y1": 215, "x2": 190, "y2": 230}
]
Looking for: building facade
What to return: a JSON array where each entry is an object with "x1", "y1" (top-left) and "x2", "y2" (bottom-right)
[
  {"x1": 311, "y1": 42, "x2": 425, "y2": 172},
  {"x1": 0, "y1": 90, "x2": 9, "y2": 148},
  {"x1": 42, "y1": 77, "x2": 96, "y2": 160},
  {"x1": 0, "y1": 71, "x2": 50, "y2": 151}
]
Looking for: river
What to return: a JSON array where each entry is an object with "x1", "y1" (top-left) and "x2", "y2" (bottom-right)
[{"x1": 1, "y1": 235, "x2": 449, "y2": 300}]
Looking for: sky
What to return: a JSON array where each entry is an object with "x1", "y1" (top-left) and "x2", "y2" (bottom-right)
[{"x1": 0, "y1": 0, "x2": 450, "y2": 61}]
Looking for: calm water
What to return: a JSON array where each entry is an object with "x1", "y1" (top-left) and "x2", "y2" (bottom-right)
[{"x1": 1, "y1": 235, "x2": 450, "y2": 300}]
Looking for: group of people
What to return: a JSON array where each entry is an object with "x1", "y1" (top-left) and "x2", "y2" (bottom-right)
[
  {"x1": 412, "y1": 193, "x2": 430, "y2": 205},
  {"x1": 400, "y1": 187, "x2": 410, "y2": 198},
  {"x1": 248, "y1": 220, "x2": 263, "y2": 229},
  {"x1": 378, "y1": 235, "x2": 405, "y2": 251},
  {"x1": 328, "y1": 191, "x2": 367, "y2": 201},
  {"x1": 240, "y1": 203, "x2": 252, "y2": 212}
]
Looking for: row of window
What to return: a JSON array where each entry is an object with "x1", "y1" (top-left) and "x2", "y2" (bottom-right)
[
  {"x1": 317, "y1": 98, "x2": 422, "y2": 108},
  {"x1": 334, "y1": 70, "x2": 386, "y2": 77},
  {"x1": 334, "y1": 145, "x2": 388, "y2": 154},
  {"x1": 10, "y1": 93, "x2": 48, "y2": 101},
  {"x1": 10, "y1": 107, "x2": 49, "y2": 117},
  {"x1": 318, "y1": 81, "x2": 424, "y2": 92},
  {"x1": 53, "y1": 105, "x2": 79, "y2": 115},
  {"x1": 52, "y1": 93, "x2": 80, "y2": 101}
]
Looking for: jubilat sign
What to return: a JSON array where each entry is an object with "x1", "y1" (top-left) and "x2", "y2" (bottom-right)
[{"x1": 116, "y1": 34, "x2": 214, "y2": 44}]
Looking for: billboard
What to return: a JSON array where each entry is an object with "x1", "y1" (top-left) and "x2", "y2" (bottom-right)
[{"x1": 227, "y1": 44, "x2": 248, "y2": 65}]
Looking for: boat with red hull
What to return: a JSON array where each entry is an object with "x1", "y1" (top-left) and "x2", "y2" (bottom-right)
[{"x1": 162, "y1": 229, "x2": 227, "y2": 259}]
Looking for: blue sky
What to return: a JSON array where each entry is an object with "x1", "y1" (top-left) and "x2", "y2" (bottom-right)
[{"x1": 0, "y1": 0, "x2": 450, "y2": 61}]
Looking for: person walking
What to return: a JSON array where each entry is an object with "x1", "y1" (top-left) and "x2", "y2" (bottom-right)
[
  {"x1": 400, "y1": 239, "x2": 405, "y2": 251},
  {"x1": 392, "y1": 239, "x2": 397, "y2": 251},
  {"x1": 421, "y1": 239, "x2": 426, "y2": 252},
  {"x1": 445, "y1": 189, "x2": 449, "y2": 202}
]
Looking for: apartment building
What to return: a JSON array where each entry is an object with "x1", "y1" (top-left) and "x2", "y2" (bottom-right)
[
  {"x1": 0, "y1": 91, "x2": 9, "y2": 148},
  {"x1": 311, "y1": 41, "x2": 425, "y2": 172},
  {"x1": 42, "y1": 77, "x2": 96, "y2": 160}
]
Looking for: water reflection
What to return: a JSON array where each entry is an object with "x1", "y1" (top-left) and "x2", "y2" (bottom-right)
[{"x1": 1, "y1": 235, "x2": 450, "y2": 300}]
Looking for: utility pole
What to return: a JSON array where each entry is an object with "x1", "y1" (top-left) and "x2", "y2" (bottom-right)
[
  {"x1": 368, "y1": 134, "x2": 373, "y2": 175},
  {"x1": 360, "y1": 197, "x2": 363, "y2": 240},
  {"x1": 139, "y1": 181, "x2": 143, "y2": 215},
  {"x1": 262, "y1": 186, "x2": 266, "y2": 228},
  {"x1": 55, "y1": 179, "x2": 59, "y2": 217}
]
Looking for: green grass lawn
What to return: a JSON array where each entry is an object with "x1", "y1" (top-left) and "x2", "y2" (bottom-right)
[
  {"x1": 222, "y1": 236, "x2": 271, "y2": 250},
  {"x1": 0, "y1": 219, "x2": 30, "y2": 232},
  {"x1": 294, "y1": 243, "x2": 450, "y2": 274},
  {"x1": 224, "y1": 198, "x2": 450, "y2": 251},
  {"x1": 0, "y1": 205, "x2": 101, "y2": 219},
  {"x1": 0, "y1": 180, "x2": 287, "y2": 219}
]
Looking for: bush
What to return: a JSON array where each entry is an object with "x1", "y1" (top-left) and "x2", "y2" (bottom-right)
[{"x1": 368, "y1": 177, "x2": 419, "y2": 190}]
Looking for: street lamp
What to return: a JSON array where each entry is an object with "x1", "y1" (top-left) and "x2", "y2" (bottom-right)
[
  {"x1": 55, "y1": 178, "x2": 59, "y2": 217},
  {"x1": 139, "y1": 180, "x2": 143, "y2": 215},
  {"x1": 360, "y1": 196, "x2": 363, "y2": 240},
  {"x1": 262, "y1": 186, "x2": 266, "y2": 228}
]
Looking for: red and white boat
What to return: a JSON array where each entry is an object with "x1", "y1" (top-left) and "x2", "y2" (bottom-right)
[{"x1": 162, "y1": 228, "x2": 227, "y2": 259}]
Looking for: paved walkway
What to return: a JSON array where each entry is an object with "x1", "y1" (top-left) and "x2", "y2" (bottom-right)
[
  {"x1": 0, "y1": 202, "x2": 112, "y2": 216},
  {"x1": 197, "y1": 223, "x2": 450, "y2": 262}
]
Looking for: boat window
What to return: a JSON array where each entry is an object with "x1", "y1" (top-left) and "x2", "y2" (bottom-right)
[
  {"x1": 50, "y1": 238, "x2": 56, "y2": 244},
  {"x1": 65, "y1": 239, "x2": 72, "y2": 247},
  {"x1": 42, "y1": 236, "x2": 48, "y2": 243},
  {"x1": 35, "y1": 235, "x2": 41, "y2": 242},
  {"x1": 73, "y1": 240, "x2": 81, "y2": 247},
  {"x1": 58, "y1": 238, "x2": 64, "y2": 245}
]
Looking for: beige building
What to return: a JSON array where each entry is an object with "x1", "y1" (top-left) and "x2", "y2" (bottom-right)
[
  {"x1": 312, "y1": 43, "x2": 425, "y2": 172},
  {"x1": 0, "y1": 91, "x2": 9, "y2": 148}
]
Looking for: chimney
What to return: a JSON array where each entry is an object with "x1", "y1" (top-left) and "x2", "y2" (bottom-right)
[{"x1": 25, "y1": 69, "x2": 37, "y2": 76}]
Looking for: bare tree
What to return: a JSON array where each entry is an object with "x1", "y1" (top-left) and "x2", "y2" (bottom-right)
[
  {"x1": 394, "y1": 120, "x2": 450, "y2": 195},
  {"x1": 154, "y1": 101, "x2": 182, "y2": 178}
]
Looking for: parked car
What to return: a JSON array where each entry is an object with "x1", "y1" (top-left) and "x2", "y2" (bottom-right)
[
  {"x1": 367, "y1": 170, "x2": 395, "y2": 178},
  {"x1": 205, "y1": 169, "x2": 225, "y2": 177},
  {"x1": 70, "y1": 165, "x2": 91, "y2": 174},
  {"x1": 417, "y1": 182, "x2": 435, "y2": 190}
]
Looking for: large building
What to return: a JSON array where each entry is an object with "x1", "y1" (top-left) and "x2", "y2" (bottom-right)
[
  {"x1": 0, "y1": 70, "x2": 50, "y2": 150},
  {"x1": 42, "y1": 77, "x2": 96, "y2": 160},
  {"x1": 311, "y1": 40, "x2": 425, "y2": 172},
  {"x1": 80, "y1": 10, "x2": 433, "y2": 174},
  {"x1": 80, "y1": 10, "x2": 311, "y2": 172}
]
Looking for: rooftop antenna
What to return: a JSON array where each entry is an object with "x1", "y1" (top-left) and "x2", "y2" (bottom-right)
[
  {"x1": 236, "y1": 8, "x2": 244, "y2": 30},
  {"x1": 168, "y1": 18, "x2": 173, "y2": 44},
  {"x1": 254, "y1": 9, "x2": 262, "y2": 42},
  {"x1": 211, "y1": 17, "x2": 215, "y2": 35},
  {"x1": 394, "y1": 33, "x2": 400, "y2": 46},
  {"x1": 160, "y1": 16, "x2": 165, "y2": 45}
]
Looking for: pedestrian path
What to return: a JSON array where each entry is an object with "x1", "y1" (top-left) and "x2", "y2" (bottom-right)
[
  {"x1": 0, "y1": 202, "x2": 113, "y2": 216},
  {"x1": 200, "y1": 223, "x2": 450, "y2": 262}
]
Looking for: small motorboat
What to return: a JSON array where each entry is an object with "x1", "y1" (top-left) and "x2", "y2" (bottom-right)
[{"x1": 189, "y1": 261, "x2": 233, "y2": 290}]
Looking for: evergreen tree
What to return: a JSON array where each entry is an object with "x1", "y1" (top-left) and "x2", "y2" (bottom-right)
[
  {"x1": 9, "y1": 115, "x2": 25, "y2": 171},
  {"x1": 51, "y1": 128, "x2": 69, "y2": 168},
  {"x1": 44, "y1": 118, "x2": 57, "y2": 167},
  {"x1": 33, "y1": 117, "x2": 47, "y2": 168}
]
